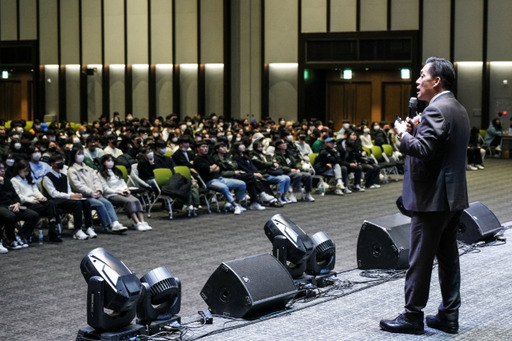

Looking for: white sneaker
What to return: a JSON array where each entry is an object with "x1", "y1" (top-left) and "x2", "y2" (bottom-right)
[
  {"x1": 111, "y1": 221, "x2": 128, "y2": 232},
  {"x1": 15, "y1": 236, "x2": 28, "y2": 248},
  {"x1": 234, "y1": 204, "x2": 242, "y2": 215},
  {"x1": 73, "y1": 229, "x2": 89, "y2": 240},
  {"x1": 343, "y1": 188, "x2": 352, "y2": 194},
  {"x1": 0, "y1": 241, "x2": 8, "y2": 254},
  {"x1": 86, "y1": 227, "x2": 98, "y2": 239},
  {"x1": 259, "y1": 192, "x2": 275, "y2": 203},
  {"x1": 249, "y1": 202, "x2": 266, "y2": 211},
  {"x1": 136, "y1": 222, "x2": 147, "y2": 231},
  {"x1": 278, "y1": 197, "x2": 287, "y2": 205},
  {"x1": 466, "y1": 165, "x2": 478, "y2": 171},
  {"x1": 335, "y1": 188, "x2": 344, "y2": 196},
  {"x1": 305, "y1": 193, "x2": 315, "y2": 202},
  {"x1": 336, "y1": 182, "x2": 345, "y2": 190},
  {"x1": 475, "y1": 164, "x2": 485, "y2": 170},
  {"x1": 289, "y1": 194, "x2": 298, "y2": 203},
  {"x1": 142, "y1": 221, "x2": 152, "y2": 231},
  {"x1": 354, "y1": 185, "x2": 365, "y2": 192},
  {"x1": 369, "y1": 184, "x2": 381, "y2": 189}
]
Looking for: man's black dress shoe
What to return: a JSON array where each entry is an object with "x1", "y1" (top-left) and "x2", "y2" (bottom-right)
[
  {"x1": 380, "y1": 313, "x2": 425, "y2": 335},
  {"x1": 426, "y1": 314, "x2": 459, "y2": 334}
]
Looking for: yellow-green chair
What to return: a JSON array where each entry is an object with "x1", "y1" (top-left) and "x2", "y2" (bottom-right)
[{"x1": 149, "y1": 168, "x2": 174, "y2": 219}]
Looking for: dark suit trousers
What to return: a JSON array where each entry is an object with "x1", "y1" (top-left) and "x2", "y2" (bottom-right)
[{"x1": 404, "y1": 210, "x2": 463, "y2": 320}]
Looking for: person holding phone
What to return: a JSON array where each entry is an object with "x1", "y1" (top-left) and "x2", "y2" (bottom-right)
[{"x1": 0, "y1": 159, "x2": 39, "y2": 249}]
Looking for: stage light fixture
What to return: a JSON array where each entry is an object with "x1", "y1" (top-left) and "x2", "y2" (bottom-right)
[
  {"x1": 137, "y1": 266, "x2": 182, "y2": 335},
  {"x1": 306, "y1": 231, "x2": 336, "y2": 276},
  {"x1": 264, "y1": 214, "x2": 314, "y2": 278},
  {"x1": 77, "y1": 247, "x2": 146, "y2": 340}
]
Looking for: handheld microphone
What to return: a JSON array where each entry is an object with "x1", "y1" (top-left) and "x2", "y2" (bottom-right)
[{"x1": 409, "y1": 97, "x2": 418, "y2": 119}]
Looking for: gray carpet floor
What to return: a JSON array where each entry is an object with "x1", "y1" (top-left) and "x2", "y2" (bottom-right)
[{"x1": 0, "y1": 157, "x2": 511, "y2": 340}]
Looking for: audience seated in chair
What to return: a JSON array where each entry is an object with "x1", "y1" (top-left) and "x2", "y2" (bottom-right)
[
  {"x1": 97, "y1": 155, "x2": 152, "y2": 231},
  {"x1": 43, "y1": 154, "x2": 96, "y2": 241},
  {"x1": 67, "y1": 147, "x2": 128, "y2": 233}
]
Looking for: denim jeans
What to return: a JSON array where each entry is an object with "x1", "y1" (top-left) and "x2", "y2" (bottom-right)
[
  {"x1": 207, "y1": 177, "x2": 246, "y2": 203},
  {"x1": 87, "y1": 196, "x2": 119, "y2": 227},
  {"x1": 265, "y1": 174, "x2": 291, "y2": 194}
]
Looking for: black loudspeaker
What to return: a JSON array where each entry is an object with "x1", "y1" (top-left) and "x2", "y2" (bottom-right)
[
  {"x1": 457, "y1": 201, "x2": 502, "y2": 244},
  {"x1": 357, "y1": 213, "x2": 411, "y2": 270},
  {"x1": 200, "y1": 253, "x2": 298, "y2": 318}
]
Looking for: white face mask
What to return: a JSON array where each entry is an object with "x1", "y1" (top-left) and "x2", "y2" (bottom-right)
[
  {"x1": 6, "y1": 159, "x2": 15, "y2": 167},
  {"x1": 14, "y1": 142, "x2": 21, "y2": 150},
  {"x1": 343, "y1": 123, "x2": 350, "y2": 129},
  {"x1": 363, "y1": 128, "x2": 370, "y2": 134},
  {"x1": 286, "y1": 135, "x2": 293, "y2": 142},
  {"x1": 373, "y1": 126, "x2": 380, "y2": 131},
  {"x1": 146, "y1": 152, "x2": 154, "y2": 160},
  {"x1": 186, "y1": 122, "x2": 192, "y2": 126},
  {"x1": 73, "y1": 137, "x2": 81, "y2": 144},
  {"x1": 32, "y1": 152, "x2": 41, "y2": 161},
  {"x1": 76, "y1": 154, "x2": 85, "y2": 163},
  {"x1": 153, "y1": 133, "x2": 160, "y2": 138},
  {"x1": 105, "y1": 160, "x2": 115, "y2": 169},
  {"x1": 227, "y1": 135, "x2": 233, "y2": 141},
  {"x1": 280, "y1": 120, "x2": 286, "y2": 126},
  {"x1": 142, "y1": 134, "x2": 148, "y2": 139},
  {"x1": 180, "y1": 125, "x2": 187, "y2": 131},
  {"x1": 235, "y1": 137, "x2": 241, "y2": 142},
  {"x1": 171, "y1": 137, "x2": 178, "y2": 143},
  {"x1": 16, "y1": 127, "x2": 24, "y2": 133},
  {"x1": 160, "y1": 148, "x2": 167, "y2": 154}
]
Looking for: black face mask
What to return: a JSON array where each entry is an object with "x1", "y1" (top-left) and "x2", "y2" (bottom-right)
[{"x1": 56, "y1": 163, "x2": 64, "y2": 170}]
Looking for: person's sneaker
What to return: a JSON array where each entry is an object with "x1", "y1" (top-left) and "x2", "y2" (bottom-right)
[
  {"x1": 224, "y1": 203, "x2": 234, "y2": 212},
  {"x1": 111, "y1": 221, "x2": 128, "y2": 232},
  {"x1": 343, "y1": 188, "x2": 352, "y2": 194},
  {"x1": 336, "y1": 182, "x2": 345, "y2": 190},
  {"x1": 15, "y1": 235, "x2": 28, "y2": 248},
  {"x1": 249, "y1": 202, "x2": 266, "y2": 211},
  {"x1": 259, "y1": 192, "x2": 275, "y2": 203},
  {"x1": 466, "y1": 164, "x2": 478, "y2": 171},
  {"x1": 0, "y1": 241, "x2": 8, "y2": 254},
  {"x1": 278, "y1": 197, "x2": 287, "y2": 205},
  {"x1": 475, "y1": 164, "x2": 485, "y2": 170},
  {"x1": 240, "y1": 205, "x2": 247, "y2": 212},
  {"x1": 234, "y1": 204, "x2": 242, "y2": 215},
  {"x1": 305, "y1": 193, "x2": 315, "y2": 202},
  {"x1": 289, "y1": 194, "x2": 298, "y2": 203},
  {"x1": 142, "y1": 222, "x2": 153, "y2": 231},
  {"x1": 353, "y1": 184, "x2": 365, "y2": 192},
  {"x1": 7, "y1": 240, "x2": 23, "y2": 250},
  {"x1": 335, "y1": 188, "x2": 344, "y2": 196},
  {"x1": 73, "y1": 229, "x2": 89, "y2": 240},
  {"x1": 136, "y1": 222, "x2": 147, "y2": 231},
  {"x1": 369, "y1": 184, "x2": 381, "y2": 189},
  {"x1": 86, "y1": 227, "x2": 98, "y2": 238}
]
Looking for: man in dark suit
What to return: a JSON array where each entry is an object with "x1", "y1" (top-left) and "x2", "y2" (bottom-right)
[
  {"x1": 172, "y1": 136, "x2": 195, "y2": 168},
  {"x1": 380, "y1": 57, "x2": 470, "y2": 335}
]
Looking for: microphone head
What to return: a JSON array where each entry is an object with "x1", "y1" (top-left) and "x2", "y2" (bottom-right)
[{"x1": 409, "y1": 97, "x2": 418, "y2": 109}]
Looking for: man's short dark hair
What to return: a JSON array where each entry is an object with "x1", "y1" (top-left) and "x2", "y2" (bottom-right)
[{"x1": 425, "y1": 56, "x2": 456, "y2": 91}]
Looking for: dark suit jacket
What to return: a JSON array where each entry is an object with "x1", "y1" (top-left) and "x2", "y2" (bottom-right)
[
  {"x1": 400, "y1": 92, "x2": 469, "y2": 212},
  {"x1": 172, "y1": 149, "x2": 195, "y2": 168}
]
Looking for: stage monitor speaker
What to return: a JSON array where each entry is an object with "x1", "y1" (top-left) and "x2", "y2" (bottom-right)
[
  {"x1": 357, "y1": 213, "x2": 411, "y2": 270},
  {"x1": 457, "y1": 201, "x2": 502, "y2": 244},
  {"x1": 200, "y1": 253, "x2": 297, "y2": 318}
]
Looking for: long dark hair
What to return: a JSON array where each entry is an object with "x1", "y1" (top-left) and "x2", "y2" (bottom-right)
[
  {"x1": 14, "y1": 159, "x2": 35, "y2": 185},
  {"x1": 98, "y1": 154, "x2": 122, "y2": 180}
]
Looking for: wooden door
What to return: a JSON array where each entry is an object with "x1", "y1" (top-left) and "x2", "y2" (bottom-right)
[
  {"x1": 382, "y1": 82, "x2": 411, "y2": 124},
  {"x1": 327, "y1": 82, "x2": 372, "y2": 129},
  {"x1": 0, "y1": 80, "x2": 22, "y2": 121}
]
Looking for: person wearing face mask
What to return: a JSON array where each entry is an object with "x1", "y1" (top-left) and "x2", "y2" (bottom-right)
[
  {"x1": 83, "y1": 135, "x2": 105, "y2": 170},
  {"x1": 68, "y1": 147, "x2": 128, "y2": 233},
  {"x1": 103, "y1": 134, "x2": 124, "y2": 158},
  {"x1": 136, "y1": 146, "x2": 157, "y2": 188},
  {"x1": 167, "y1": 132, "x2": 180, "y2": 152},
  {"x1": 312, "y1": 128, "x2": 331, "y2": 153},
  {"x1": 360, "y1": 126, "x2": 375, "y2": 150},
  {"x1": 44, "y1": 153, "x2": 96, "y2": 240},
  {"x1": 336, "y1": 119, "x2": 352, "y2": 139},
  {"x1": 154, "y1": 139, "x2": 176, "y2": 169},
  {"x1": 172, "y1": 136, "x2": 195, "y2": 168},
  {"x1": 27, "y1": 145, "x2": 51, "y2": 184},
  {"x1": 9, "y1": 138, "x2": 29, "y2": 162},
  {"x1": 11, "y1": 159, "x2": 64, "y2": 242},
  {"x1": 371, "y1": 121, "x2": 388, "y2": 149},
  {"x1": 97, "y1": 155, "x2": 152, "y2": 231},
  {"x1": 294, "y1": 130, "x2": 313, "y2": 160}
]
